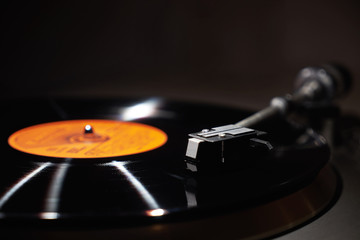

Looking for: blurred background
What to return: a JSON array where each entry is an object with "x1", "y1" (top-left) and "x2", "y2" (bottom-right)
[{"x1": 1, "y1": 0, "x2": 360, "y2": 113}]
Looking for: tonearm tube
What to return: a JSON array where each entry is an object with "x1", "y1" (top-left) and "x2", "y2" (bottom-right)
[{"x1": 185, "y1": 64, "x2": 351, "y2": 172}]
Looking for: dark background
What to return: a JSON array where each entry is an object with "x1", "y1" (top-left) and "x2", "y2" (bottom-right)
[{"x1": 1, "y1": 0, "x2": 360, "y2": 112}]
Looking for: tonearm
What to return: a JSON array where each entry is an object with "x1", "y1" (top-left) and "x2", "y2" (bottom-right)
[{"x1": 185, "y1": 64, "x2": 351, "y2": 172}]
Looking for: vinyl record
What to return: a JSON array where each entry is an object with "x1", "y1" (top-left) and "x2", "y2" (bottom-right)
[{"x1": 0, "y1": 98, "x2": 339, "y2": 239}]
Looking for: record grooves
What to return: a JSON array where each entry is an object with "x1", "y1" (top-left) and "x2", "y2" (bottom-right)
[{"x1": 0, "y1": 98, "x2": 340, "y2": 239}]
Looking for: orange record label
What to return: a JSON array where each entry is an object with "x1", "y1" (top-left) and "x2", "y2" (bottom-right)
[{"x1": 8, "y1": 119, "x2": 168, "y2": 159}]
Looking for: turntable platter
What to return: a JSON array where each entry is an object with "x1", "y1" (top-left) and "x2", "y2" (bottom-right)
[{"x1": 0, "y1": 98, "x2": 340, "y2": 239}]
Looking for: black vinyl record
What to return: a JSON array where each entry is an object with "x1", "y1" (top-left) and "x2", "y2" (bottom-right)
[{"x1": 0, "y1": 98, "x2": 339, "y2": 239}]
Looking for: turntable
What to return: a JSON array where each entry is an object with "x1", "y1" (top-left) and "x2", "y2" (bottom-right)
[{"x1": 0, "y1": 64, "x2": 359, "y2": 239}]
